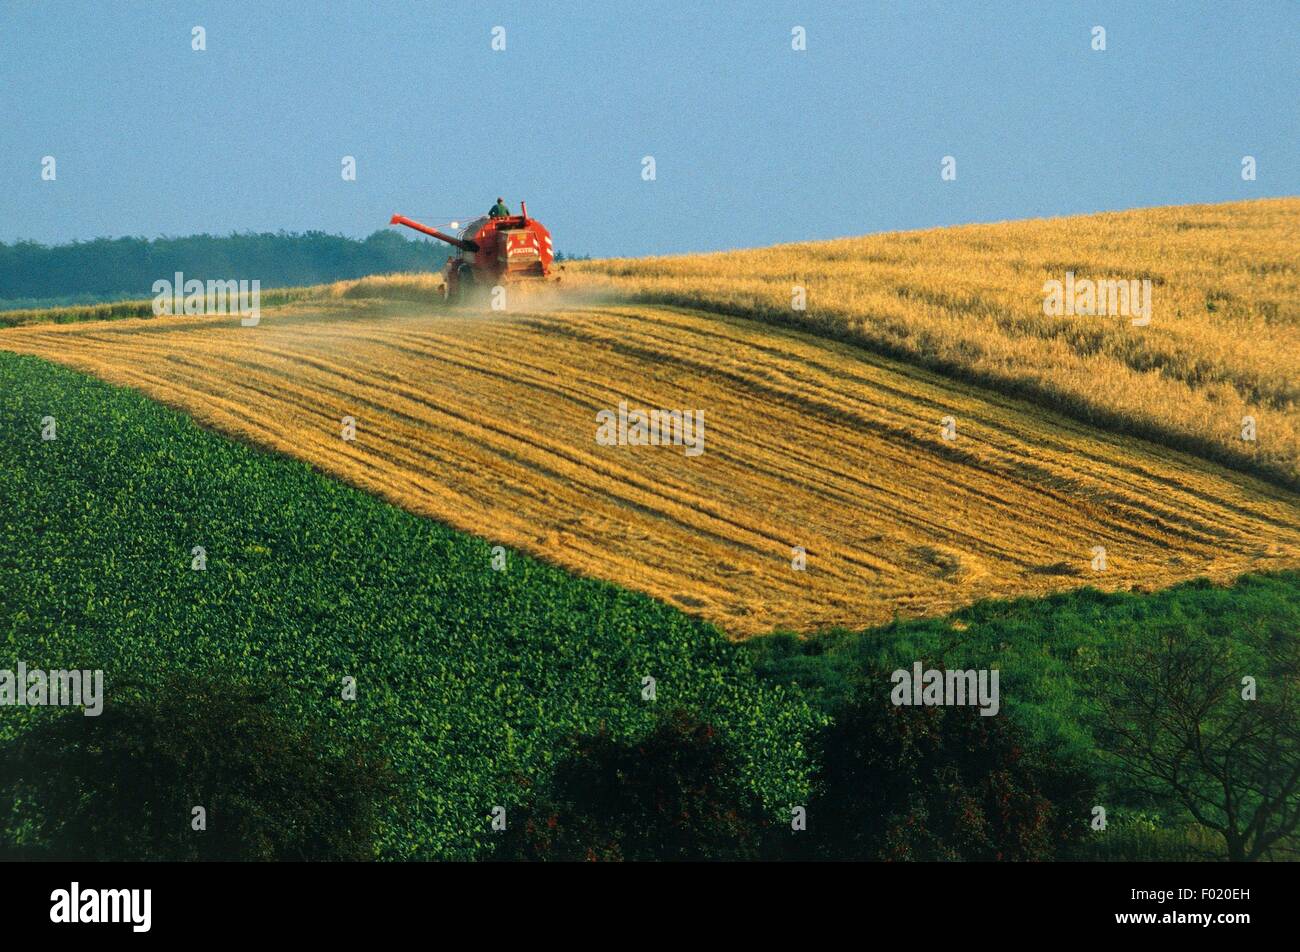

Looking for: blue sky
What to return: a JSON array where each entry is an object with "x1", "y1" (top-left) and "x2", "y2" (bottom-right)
[{"x1": 1, "y1": 1, "x2": 1295, "y2": 256}]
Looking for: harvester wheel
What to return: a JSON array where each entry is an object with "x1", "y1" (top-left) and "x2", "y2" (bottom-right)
[
  {"x1": 442, "y1": 267, "x2": 469, "y2": 305},
  {"x1": 451, "y1": 265, "x2": 477, "y2": 305}
]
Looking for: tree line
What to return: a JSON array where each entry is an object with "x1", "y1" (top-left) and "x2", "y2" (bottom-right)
[{"x1": 0, "y1": 231, "x2": 451, "y2": 307}]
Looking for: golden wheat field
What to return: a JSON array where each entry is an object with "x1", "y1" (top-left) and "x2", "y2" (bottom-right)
[
  {"x1": 3, "y1": 292, "x2": 1298, "y2": 636},
  {"x1": 570, "y1": 198, "x2": 1300, "y2": 489}
]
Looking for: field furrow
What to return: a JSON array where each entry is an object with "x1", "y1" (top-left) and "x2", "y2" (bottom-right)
[{"x1": 3, "y1": 298, "x2": 1298, "y2": 636}]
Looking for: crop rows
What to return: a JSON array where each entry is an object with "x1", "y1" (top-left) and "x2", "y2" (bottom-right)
[
  {"x1": 571, "y1": 198, "x2": 1300, "y2": 488},
  {"x1": 2, "y1": 296, "x2": 1297, "y2": 636}
]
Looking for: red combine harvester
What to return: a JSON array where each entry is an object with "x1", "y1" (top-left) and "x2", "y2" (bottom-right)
[{"x1": 390, "y1": 201, "x2": 556, "y2": 303}]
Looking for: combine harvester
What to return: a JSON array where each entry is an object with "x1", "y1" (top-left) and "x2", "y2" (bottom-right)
[{"x1": 390, "y1": 201, "x2": 556, "y2": 303}]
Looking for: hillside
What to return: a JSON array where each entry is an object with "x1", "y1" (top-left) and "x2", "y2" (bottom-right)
[
  {"x1": 0, "y1": 350, "x2": 815, "y2": 858},
  {"x1": 4, "y1": 201, "x2": 1299, "y2": 862},
  {"x1": 3, "y1": 294, "x2": 1297, "y2": 636},
  {"x1": 570, "y1": 198, "x2": 1300, "y2": 489}
]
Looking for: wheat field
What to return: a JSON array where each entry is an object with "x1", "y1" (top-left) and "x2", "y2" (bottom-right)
[
  {"x1": 3, "y1": 296, "x2": 1298, "y2": 636},
  {"x1": 570, "y1": 198, "x2": 1300, "y2": 489}
]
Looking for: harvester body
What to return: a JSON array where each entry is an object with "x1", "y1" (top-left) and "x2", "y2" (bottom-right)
[{"x1": 390, "y1": 202, "x2": 555, "y2": 302}]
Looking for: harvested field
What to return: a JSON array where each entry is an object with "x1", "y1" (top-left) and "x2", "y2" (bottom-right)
[{"x1": 3, "y1": 300, "x2": 1298, "y2": 636}]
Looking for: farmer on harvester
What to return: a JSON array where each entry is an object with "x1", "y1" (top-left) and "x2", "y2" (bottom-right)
[{"x1": 488, "y1": 197, "x2": 510, "y2": 218}]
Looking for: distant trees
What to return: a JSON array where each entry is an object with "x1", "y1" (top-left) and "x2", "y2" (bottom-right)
[
  {"x1": 0, "y1": 230, "x2": 451, "y2": 305},
  {"x1": 1091, "y1": 625, "x2": 1300, "y2": 862}
]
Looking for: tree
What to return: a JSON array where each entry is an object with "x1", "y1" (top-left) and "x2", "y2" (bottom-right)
[
  {"x1": 1090, "y1": 625, "x2": 1300, "y2": 861},
  {"x1": 800, "y1": 678, "x2": 1094, "y2": 861},
  {"x1": 0, "y1": 673, "x2": 398, "y2": 861},
  {"x1": 496, "y1": 710, "x2": 772, "y2": 861},
  {"x1": 0, "y1": 231, "x2": 450, "y2": 304}
]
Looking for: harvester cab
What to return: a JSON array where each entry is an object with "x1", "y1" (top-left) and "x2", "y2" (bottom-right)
[{"x1": 389, "y1": 201, "x2": 555, "y2": 303}]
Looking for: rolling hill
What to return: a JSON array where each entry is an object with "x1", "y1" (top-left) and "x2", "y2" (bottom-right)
[
  {"x1": 2, "y1": 281, "x2": 1296, "y2": 636},
  {"x1": 571, "y1": 198, "x2": 1300, "y2": 489},
  {"x1": 4, "y1": 200, "x2": 1299, "y2": 860}
]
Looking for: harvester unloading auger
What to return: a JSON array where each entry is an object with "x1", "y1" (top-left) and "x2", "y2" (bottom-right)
[{"x1": 390, "y1": 201, "x2": 556, "y2": 303}]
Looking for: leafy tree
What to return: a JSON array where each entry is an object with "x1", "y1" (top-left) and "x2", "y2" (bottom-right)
[
  {"x1": 0, "y1": 673, "x2": 398, "y2": 861},
  {"x1": 1090, "y1": 625, "x2": 1300, "y2": 861},
  {"x1": 799, "y1": 678, "x2": 1095, "y2": 860},
  {"x1": 497, "y1": 710, "x2": 772, "y2": 861}
]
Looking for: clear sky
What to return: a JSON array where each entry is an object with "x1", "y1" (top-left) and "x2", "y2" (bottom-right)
[{"x1": 1, "y1": 1, "x2": 1295, "y2": 256}]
